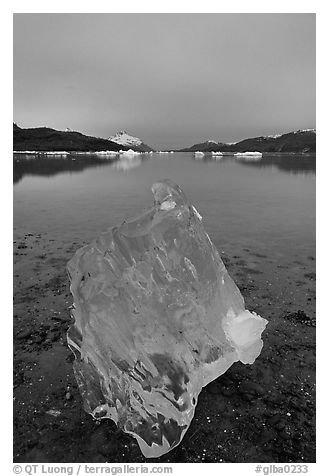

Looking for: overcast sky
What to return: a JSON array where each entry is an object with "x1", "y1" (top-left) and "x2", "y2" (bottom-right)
[{"x1": 14, "y1": 13, "x2": 315, "y2": 149}]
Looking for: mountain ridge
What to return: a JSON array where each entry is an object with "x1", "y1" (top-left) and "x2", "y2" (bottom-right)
[
  {"x1": 13, "y1": 124, "x2": 316, "y2": 153},
  {"x1": 178, "y1": 130, "x2": 316, "y2": 153},
  {"x1": 13, "y1": 124, "x2": 125, "y2": 152},
  {"x1": 13, "y1": 124, "x2": 153, "y2": 152}
]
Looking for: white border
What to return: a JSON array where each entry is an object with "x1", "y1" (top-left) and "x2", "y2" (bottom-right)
[{"x1": 3, "y1": 3, "x2": 325, "y2": 473}]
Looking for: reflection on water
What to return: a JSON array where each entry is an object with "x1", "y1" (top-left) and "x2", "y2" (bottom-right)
[
  {"x1": 111, "y1": 156, "x2": 142, "y2": 171},
  {"x1": 13, "y1": 152, "x2": 315, "y2": 185},
  {"x1": 13, "y1": 154, "x2": 145, "y2": 184},
  {"x1": 237, "y1": 155, "x2": 315, "y2": 175},
  {"x1": 192, "y1": 153, "x2": 316, "y2": 174}
]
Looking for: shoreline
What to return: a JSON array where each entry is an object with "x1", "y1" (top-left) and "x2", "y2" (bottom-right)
[
  {"x1": 13, "y1": 150, "x2": 151, "y2": 156},
  {"x1": 13, "y1": 150, "x2": 316, "y2": 156}
]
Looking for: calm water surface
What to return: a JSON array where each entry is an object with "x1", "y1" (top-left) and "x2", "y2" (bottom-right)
[{"x1": 14, "y1": 152, "x2": 315, "y2": 259}]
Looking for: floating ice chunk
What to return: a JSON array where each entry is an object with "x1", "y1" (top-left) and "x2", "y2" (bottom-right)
[
  {"x1": 37, "y1": 151, "x2": 70, "y2": 156},
  {"x1": 120, "y1": 148, "x2": 140, "y2": 157},
  {"x1": 67, "y1": 179, "x2": 268, "y2": 458},
  {"x1": 95, "y1": 151, "x2": 119, "y2": 156},
  {"x1": 234, "y1": 151, "x2": 262, "y2": 158},
  {"x1": 194, "y1": 151, "x2": 205, "y2": 157}
]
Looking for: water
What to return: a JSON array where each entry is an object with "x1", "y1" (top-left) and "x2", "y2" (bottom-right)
[
  {"x1": 13, "y1": 152, "x2": 316, "y2": 318},
  {"x1": 14, "y1": 152, "x2": 315, "y2": 251}
]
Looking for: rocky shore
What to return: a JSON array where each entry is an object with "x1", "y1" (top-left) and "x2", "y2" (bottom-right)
[{"x1": 13, "y1": 232, "x2": 315, "y2": 463}]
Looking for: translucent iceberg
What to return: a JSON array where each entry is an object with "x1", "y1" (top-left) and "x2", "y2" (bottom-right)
[{"x1": 67, "y1": 179, "x2": 268, "y2": 458}]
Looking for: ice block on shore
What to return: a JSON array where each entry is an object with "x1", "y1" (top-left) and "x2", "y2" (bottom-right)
[{"x1": 67, "y1": 179, "x2": 268, "y2": 457}]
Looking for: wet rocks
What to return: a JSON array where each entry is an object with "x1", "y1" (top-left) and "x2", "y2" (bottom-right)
[
  {"x1": 284, "y1": 310, "x2": 316, "y2": 327},
  {"x1": 90, "y1": 426, "x2": 119, "y2": 458},
  {"x1": 239, "y1": 381, "x2": 266, "y2": 397},
  {"x1": 259, "y1": 428, "x2": 277, "y2": 444},
  {"x1": 16, "y1": 330, "x2": 32, "y2": 340},
  {"x1": 267, "y1": 414, "x2": 281, "y2": 426}
]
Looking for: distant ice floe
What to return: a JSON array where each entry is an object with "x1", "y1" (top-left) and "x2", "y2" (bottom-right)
[
  {"x1": 211, "y1": 151, "x2": 223, "y2": 156},
  {"x1": 234, "y1": 151, "x2": 262, "y2": 160},
  {"x1": 95, "y1": 151, "x2": 119, "y2": 156},
  {"x1": 194, "y1": 151, "x2": 205, "y2": 157},
  {"x1": 44, "y1": 151, "x2": 69, "y2": 156},
  {"x1": 13, "y1": 150, "x2": 69, "y2": 156},
  {"x1": 120, "y1": 149, "x2": 141, "y2": 157}
]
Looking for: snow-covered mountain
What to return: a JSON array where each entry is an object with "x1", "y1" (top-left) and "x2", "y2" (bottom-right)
[
  {"x1": 260, "y1": 129, "x2": 316, "y2": 140},
  {"x1": 108, "y1": 131, "x2": 142, "y2": 146},
  {"x1": 180, "y1": 129, "x2": 316, "y2": 153},
  {"x1": 107, "y1": 131, "x2": 153, "y2": 152}
]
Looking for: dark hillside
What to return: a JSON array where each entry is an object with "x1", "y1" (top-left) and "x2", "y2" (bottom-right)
[
  {"x1": 13, "y1": 124, "x2": 125, "y2": 152},
  {"x1": 179, "y1": 130, "x2": 316, "y2": 153}
]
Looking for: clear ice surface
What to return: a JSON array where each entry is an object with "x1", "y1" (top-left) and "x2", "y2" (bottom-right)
[{"x1": 67, "y1": 180, "x2": 268, "y2": 457}]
